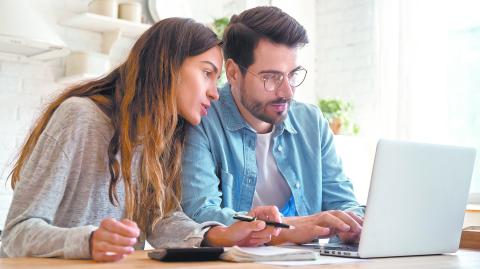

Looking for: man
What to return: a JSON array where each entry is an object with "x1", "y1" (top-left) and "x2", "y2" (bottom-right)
[{"x1": 182, "y1": 6, "x2": 363, "y2": 244}]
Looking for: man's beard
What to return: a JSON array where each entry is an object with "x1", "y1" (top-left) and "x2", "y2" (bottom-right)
[{"x1": 239, "y1": 84, "x2": 291, "y2": 125}]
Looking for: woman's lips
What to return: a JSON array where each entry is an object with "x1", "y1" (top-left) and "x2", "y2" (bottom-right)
[{"x1": 200, "y1": 104, "x2": 209, "y2": 116}]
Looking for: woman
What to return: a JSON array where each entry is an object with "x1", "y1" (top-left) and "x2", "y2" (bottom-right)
[{"x1": 0, "y1": 18, "x2": 280, "y2": 262}]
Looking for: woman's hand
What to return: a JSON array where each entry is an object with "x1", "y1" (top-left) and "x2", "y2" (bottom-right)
[
  {"x1": 204, "y1": 206, "x2": 282, "y2": 247},
  {"x1": 90, "y1": 218, "x2": 141, "y2": 262}
]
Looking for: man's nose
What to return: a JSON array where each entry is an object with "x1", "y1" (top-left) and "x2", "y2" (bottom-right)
[{"x1": 276, "y1": 77, "x2": 294, "y2": 99}]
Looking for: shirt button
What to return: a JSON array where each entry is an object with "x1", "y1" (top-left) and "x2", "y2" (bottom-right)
[
  {"x1": 295, "y1": 182, "x2": 301, "y2": 189},
  {"x1": 277, "y1": 145, "x2": 283, "y2": 152}
]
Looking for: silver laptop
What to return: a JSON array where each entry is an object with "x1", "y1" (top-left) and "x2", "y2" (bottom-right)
[{"x1": 319, "y1": 139, "x2": 476, "y2": 258}]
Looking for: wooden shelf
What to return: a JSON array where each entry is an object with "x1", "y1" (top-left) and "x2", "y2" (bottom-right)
[
  {"x1": 57, "y1": 13, "x2": 152, "y2": 83},
  {"x1": 57, "y1": 73, "x2": 101, "y2": 85},
  {"x1": 60, "y1": 13, "x2": 151, "y2": 54},
  {"x1": 60, "y1": 13, "x2": 151, "y2": 38}
]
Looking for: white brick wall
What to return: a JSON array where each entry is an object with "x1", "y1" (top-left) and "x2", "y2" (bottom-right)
[
  {"x1": 315, "y1": 0, "x2": 375, "y2": 136},
  {"x1": 313, "y1": 0, "x2": 376, "y2": 205}
]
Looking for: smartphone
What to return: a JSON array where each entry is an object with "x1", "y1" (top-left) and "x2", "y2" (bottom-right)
[{"x1": 148, "y1": 247, "x2": 225, "y2": 262}]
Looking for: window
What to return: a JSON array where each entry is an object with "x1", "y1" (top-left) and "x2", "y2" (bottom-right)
[{"x1": 376, "y1": 0, "x2": 480, "y2": 202}]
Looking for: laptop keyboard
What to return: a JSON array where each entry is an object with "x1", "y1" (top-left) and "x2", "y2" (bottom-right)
[
  {"x1": 323, "y1": 243, "x2": 359, "y2": 251},
  {"x1": 318, "y1": 242, "x2": 359, "y2": 256}
]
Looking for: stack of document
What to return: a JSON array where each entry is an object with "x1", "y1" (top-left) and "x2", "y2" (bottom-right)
[{"x1": 220, "y1": 246, "x2": 319, "y2": 262}]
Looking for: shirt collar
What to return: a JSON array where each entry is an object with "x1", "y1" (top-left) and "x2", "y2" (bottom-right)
[{"x1": 219, "y1": 84, "x2": 251, "y2": 131}]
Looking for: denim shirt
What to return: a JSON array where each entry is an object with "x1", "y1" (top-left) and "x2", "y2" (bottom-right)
[{"x1": 181, "y1": 84, "x2": 363, "y2": 225}]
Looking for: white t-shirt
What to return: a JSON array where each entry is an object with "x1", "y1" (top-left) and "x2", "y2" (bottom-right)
[{"x1": 252, "y1": 129, "x2": 292, "y2": 209}]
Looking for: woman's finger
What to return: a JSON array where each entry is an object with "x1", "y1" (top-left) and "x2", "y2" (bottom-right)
[
  {"x1": 93, "y1": 240, "x2": 134, "y2": 255},
  {"x1": 100, "y1": 218, "x2": 140, "y2": 238},
  {"x1": 250, "y1": 206, "x2": 282, "y2": 223},
  {"x1": 95, "y1": 228, "x2": 137, "y2": 247},
  {"x1": 249, "y1": 226, "x2": 277, "y2": 239},
  {"x1": 92, "y1": 251, "x2": 125, "y2": 262}
]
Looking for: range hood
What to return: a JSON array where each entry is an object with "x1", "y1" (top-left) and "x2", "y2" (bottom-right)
[{"x1": 0, "y1": 0, "x2": 70, "y2": 62}]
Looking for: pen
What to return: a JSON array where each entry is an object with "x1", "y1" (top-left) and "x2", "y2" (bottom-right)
[{"x1": 233, "y1": 214, "x2": 295, "y2": 229}]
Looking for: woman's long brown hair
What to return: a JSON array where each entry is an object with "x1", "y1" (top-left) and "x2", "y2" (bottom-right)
[{"x1": 9, "y1": 18, "x2": 221, "y2": 233}]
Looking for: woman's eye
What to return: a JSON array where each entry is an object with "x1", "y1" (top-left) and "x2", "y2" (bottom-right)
[{"x1": 203, "y1": 70, "x2": 212, "y2": 78}]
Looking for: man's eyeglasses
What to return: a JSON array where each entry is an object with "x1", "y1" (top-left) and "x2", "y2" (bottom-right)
[{"x1": 236, "y1": 63, "x2": 307, "y2": 92}]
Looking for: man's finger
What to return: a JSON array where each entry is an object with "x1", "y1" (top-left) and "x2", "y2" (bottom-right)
[
  {"x1": 346, "y1": 212, "x2": 364, "y2": 226},
  {"x1": 310, "y1": 226, "x2": 331, "y2": 238},
  {"x1": 315, "y1": 212, "x2": 351, "y2": 232},
  {"x1": 331, "y1": 211, "x2": 362, "y2": 233},
  {"x1": 250, "y1": 206, "x2": 282, "y2": 223}
]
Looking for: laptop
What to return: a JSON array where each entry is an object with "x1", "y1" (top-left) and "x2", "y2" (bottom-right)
[{"x1": 319, "y1": 139, "x2": 476, "y2": 258}]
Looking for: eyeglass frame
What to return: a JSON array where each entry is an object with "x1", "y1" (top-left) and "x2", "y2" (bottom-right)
[{"x1": 235, "y1": 62, "x2": 308, "y2": 92}]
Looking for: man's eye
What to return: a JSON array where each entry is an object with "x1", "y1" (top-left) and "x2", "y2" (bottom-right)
[
  {"x1": 261, "y1": 74, "x2": 278, "y2": 81},
  {"x1": 289, "y1": 71, "x2": 300, "y2": 79}
]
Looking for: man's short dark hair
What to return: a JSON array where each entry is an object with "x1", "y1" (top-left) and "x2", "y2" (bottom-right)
[{"x1": 223, "y1": 6, "x2": 309, "y2": 73}]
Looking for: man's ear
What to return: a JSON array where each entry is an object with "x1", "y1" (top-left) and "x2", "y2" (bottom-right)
[{"x1": 225, "y1": 59, "x2": 240, "y2": 85}]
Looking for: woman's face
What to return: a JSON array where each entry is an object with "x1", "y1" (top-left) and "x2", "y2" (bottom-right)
[{"x1": 176, "y1": 46, "x2": 223, "y2": 125}]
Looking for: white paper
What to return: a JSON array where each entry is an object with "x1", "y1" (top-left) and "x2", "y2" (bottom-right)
[
  {"x1": 221, "y1": 246, "x2": 318, "y2": 262},
  {"x1": 260, "y1": 255, "x2": 366, "y2": 267},
  {"x1": 224, "y1": 246, "x2": 314, "y2": 256}
]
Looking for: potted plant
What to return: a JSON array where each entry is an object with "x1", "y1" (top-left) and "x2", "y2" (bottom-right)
[
  {"x1": 212, "y1": 17, "x2": 229, "y2": 39},
  {"x1": 318, "y1": 99, "x2": 360, "y2": 135},
  {"x1": 211, "y1": 17, "x2": 229, "y2": 86}
]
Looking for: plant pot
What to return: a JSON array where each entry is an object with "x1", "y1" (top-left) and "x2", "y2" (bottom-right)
[{"x1": 329, "y1": 118, "x2": 342, "y2": 135}]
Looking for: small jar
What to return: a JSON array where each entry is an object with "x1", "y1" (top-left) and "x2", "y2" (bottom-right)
[
  {"x1": 88, "y1": 0, "x2": 118, "y2": 18},
  {"x1": 118, "y1": 1, "x2": 142, "y2": 23}
]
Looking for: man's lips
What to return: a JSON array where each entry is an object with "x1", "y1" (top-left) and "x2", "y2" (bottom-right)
[{"x1": 270, "y1": 102, "x2": 288, "y2": 113}]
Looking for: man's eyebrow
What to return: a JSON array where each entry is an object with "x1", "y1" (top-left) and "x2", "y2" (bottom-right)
[
  {"x1": 257, "y1": 66, "x2": 303, "y2": 75},
  {"x1": 201, "y1": 61, "x2": 219, "y2": 74},
  {"x1": 258, "y1": 70, "x2": 283, "y2": 75},
  {"x1": 290, "y1": 66, "x2": 303, "y2": 73}
]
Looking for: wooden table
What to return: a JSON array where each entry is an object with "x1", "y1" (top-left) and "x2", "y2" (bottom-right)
[{"x1": 0, "y1": 250, "x2": 479, "y2": 269}]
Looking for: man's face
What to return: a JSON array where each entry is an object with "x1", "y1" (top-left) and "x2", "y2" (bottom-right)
[{"x1": 235, "y1": 39, "x2": 301, "y2": 126}]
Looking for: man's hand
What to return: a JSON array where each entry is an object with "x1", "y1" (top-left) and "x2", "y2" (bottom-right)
[
  {"x1": 90, "y1": 218, "x2": 140, "y2": 262},
  {"x1": 205, "y1": 206, "x2": 282, "y2": 246},
  {"x1": 270, "y1": 210, "x2": 363, "y2": 245}
]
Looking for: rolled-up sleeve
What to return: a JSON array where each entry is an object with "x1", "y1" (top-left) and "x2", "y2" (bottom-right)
[{"x1": 318, "y1": 109, "x2": 364, "y2": 217}]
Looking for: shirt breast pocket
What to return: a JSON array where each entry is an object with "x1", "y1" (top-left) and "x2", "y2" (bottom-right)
[{"x1": 220, "y1": 170, "x2": 234, "y2": 208}]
